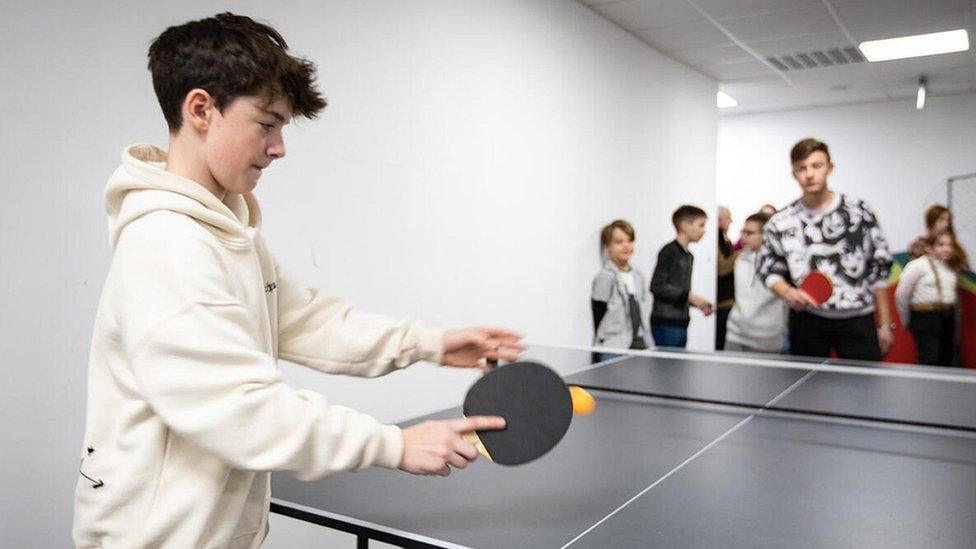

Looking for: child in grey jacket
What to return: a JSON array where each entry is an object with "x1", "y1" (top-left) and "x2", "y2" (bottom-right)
[{"x1": 591, "y1": 220, "x2": 650, "y2": 357}]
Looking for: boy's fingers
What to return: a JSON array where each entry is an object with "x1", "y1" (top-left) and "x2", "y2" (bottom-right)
[
  {"x1": 450, "y1": 416, "x2": 506, "y2": 433},
  {"x1": 482, "y1": 327, "x2": 523, "y2": 339},
  {"x1": 484, "y1": 346, "x2": 522, "y2": 362},
  {"x1": 447, "y1": 452, "x2": 469, "y2": 469},
  {"x1": 491, "y1": 349, "x2": 522, "y2": 362},
  {"x1": 454, "y1": 439, "x2": 479, "y2": 461}
]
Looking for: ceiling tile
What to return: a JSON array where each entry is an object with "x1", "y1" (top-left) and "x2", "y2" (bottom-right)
[
  {"x1": 745, "y1": 32, "x2": 853, "y2": 57},
  {"x1": 635, "y1": 18, "x2": 732, "y2": 52},
  {"x1": 668, "y1": 42, "x2": 754, "y2": 68},
  {"x1": 870, "y1": 50, "x2": 976, "y2": 79},
  {"x1": 717, "y1": 5, "x2": 840, "y2": 43},
  {"x1": 710, "y1": 59, "x2": 779, "y2": 79},
  {"x1": 694, "y1": 0, "x2": 821, "y2": 20},
  {"x1": 830, "y1": 0, "x2": 969, "y2": 30},
  {"x1": 846, "y1": 10, "x2": 972, "y2": 42},
  {"x1": 591, "y1": 0, "x2": 703, "y2": 31},
  {"x1": 580, "y1": 0, "x2": 976, "y2": 113}
]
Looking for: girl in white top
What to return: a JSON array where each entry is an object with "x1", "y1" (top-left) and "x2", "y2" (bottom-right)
[{"x1": 896, "y1": 231, "x2": 961, "y2": 366}]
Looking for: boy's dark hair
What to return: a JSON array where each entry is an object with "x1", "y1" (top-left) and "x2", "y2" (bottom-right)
[
  {"x1": 745, "y1": 212, "x2": 770, "y2": 226},
  {"x1": 148, "y1": 12, "x2": 327, "y2": 132},
  {"x1": 790, "y1": 138, "x2": 830, "y2": 164},
  {"x1": 600, "y1": 219, "x2": 635, "y2": 247},
  {"x1": 671, "y1": 205, "x2": 707, "y2": 230}
]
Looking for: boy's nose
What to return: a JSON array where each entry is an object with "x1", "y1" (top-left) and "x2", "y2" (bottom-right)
[{"x1": 268, "y1": 140, "x2": 286, "y2": 159}]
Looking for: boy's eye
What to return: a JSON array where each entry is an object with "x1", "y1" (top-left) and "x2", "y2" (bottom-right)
[{"x1": 260, "y1": 123, "x2": 275, "y2": 132}]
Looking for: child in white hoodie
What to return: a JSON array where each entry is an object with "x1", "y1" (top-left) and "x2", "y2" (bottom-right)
[
  {"x1": 73, "y1": 13, "x2": 523, "y2": 549},
  {"x1": 726, "y1": 213, "x2": 787, "y2": 353}
]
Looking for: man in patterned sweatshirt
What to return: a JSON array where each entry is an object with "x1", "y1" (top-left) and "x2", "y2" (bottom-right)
[
  {"x1": 73, "y1": 13, "x2": 523, "y2": 548},
  {"x1": 757, "y1": 138, "x2": 893, "y2": 361}
]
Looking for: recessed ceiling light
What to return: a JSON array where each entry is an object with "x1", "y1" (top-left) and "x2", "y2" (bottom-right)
[
  {"x1": 859, "y1": 29, "x2": 969, "y2": 62},
  {"x1": 717, "y1": 91, "x2": 738, "y2": 109}
]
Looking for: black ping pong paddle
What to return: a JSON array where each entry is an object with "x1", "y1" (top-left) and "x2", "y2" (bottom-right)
[{"x1": 461, "y1": 361, "x2": 573, "y2": 466}]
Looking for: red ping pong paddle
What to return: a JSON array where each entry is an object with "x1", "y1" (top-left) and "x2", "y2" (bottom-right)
[
  {"x1": 799, "y1": 271, "x2": 833, "y2": 306},
  {"x1": 461, "y1": 361, "x2": 574, "y2": 466}
]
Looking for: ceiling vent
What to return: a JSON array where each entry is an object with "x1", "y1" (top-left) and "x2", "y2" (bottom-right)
[{"x1": 766, "y1": 46, "x2": 865, "y2": 71}]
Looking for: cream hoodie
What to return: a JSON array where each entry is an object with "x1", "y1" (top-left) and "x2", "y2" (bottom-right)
[{"x1": 73, "y1": 144, "x2": 444, "y2": 548}]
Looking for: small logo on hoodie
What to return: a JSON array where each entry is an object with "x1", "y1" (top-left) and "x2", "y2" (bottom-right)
[{"x1": 265, "y1": 281, "x2": 277, "y2": 294}]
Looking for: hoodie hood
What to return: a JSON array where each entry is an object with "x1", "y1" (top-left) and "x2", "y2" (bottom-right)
[{"x1": 105, "y1": 144, "x2": 262, "y2": 250}]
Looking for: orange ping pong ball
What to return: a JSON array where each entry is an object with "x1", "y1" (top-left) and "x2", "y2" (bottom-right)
[{"x1": 569, "y1": 386, "x2": 596, "y2": 416}]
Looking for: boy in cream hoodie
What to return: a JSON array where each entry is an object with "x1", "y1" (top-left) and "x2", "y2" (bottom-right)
[{"x1": 73, "y1": 13, "x2": 522, "y2": 548}]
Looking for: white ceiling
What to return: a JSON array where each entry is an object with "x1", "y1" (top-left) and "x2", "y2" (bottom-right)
[{"x1": 579, "y1": 0, "x2": 976, "y2": 114}]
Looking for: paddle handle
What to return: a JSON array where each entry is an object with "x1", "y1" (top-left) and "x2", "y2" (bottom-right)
[{"x1": 461, "y1": 430, "x2": 493, "y2": 461}]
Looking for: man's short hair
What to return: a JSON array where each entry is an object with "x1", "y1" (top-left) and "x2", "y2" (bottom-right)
[
  {"x1": 745, "y1": 212, "x2": 770, "y2": 226},
  {"x1": 600, "y1": 219, "x2": 635, "y2": 247},
  {"x1": 671, "y1": 205, "x2": 707, "y2": 230},
  {"x1": 790, "y1": 138, "x2": 830, "y2": 164},
  {"x1": 148, "y1": 12, "x2": 327, "y2": 132}
]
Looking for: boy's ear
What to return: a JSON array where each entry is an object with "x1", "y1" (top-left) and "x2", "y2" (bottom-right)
[{"x1": 182, "y1": 88, "x2": 216, "y2": 133}]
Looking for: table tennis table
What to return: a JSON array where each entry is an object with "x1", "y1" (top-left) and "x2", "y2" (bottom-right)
[{"x1": 270, "y1": 345, "x2": 976, "y2": 548}]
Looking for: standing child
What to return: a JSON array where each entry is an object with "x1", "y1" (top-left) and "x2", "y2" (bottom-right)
[
  {"x1": 591, "y1": 220, "x2": 650, "y2": 359},
  {"x1": 715, "y1": 205, "x2": 735, "y2": 350},
  {"x1": 725, "y1": 213, "x2": 787, "y2": 353},
  {"x1": 896, "y1": 231, "x2": 962, "y2": 366},
  {"x1": 650, "y1": 205, "x2": 714, "y2": 348},
  {"x1": 73, "y1": 13, "x2": 523, "y2": 548},
  {"x1": 758, "y1": 138, "x2": 893, "y2": 361}
]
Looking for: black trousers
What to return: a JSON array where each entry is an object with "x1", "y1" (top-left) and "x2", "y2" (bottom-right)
[
  {"x1": 715, "y1": 306, "x2": 731, "y2": 351},
  {"x1": 788, "y1": 311, "x2": 881, "y2": 362},
  {"x1": 909, "y1": 310, "x2": 956, "y2": 367}
]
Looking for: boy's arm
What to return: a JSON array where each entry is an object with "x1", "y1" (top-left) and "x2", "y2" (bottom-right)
[
  {"x1": 757, "y1": 222, "x2": 790, "y2": 290},
  {"x1": 591, "y1": 271, "x2": 613, "y2": 334},
  {"x1": 591, "y1": 300, "x2": 608, "y2": 335},
  {"x1": 860, "y1": 201, "x2": 894, "y2": 351},
  {"x1": 274, "y1": 263, "x2": 444, "y2": 377},
  {"x1": 649, "y1": 247, "x2": 688, "y2": 305},
  {"x1": 757, "y1": 220, "x2": 814, "y2": 310},
  {"x1": 860, "y1": 201, "x2": 894, "y2": 291},
  {"x1": 894, "y1": 261, "x2": 922, "y2": 327},
  {"x1": 115, "y1": 222, "x2": 406, "y2": 478},
  {"x1": 133, "y1": 301, "x2": 406, "y2": 479},
  {"x1": 861, "y1": 201, "x2": 894, "y2": 313}
]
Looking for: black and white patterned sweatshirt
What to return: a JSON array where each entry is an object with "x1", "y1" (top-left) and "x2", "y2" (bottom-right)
[{"x1": 757, "y1": 193, "x2": 892, "y2": 319}]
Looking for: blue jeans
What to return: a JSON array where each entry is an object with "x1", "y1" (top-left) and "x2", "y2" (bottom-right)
[
  {"x1": 651, "y1": 320, "x2": 688, "y2": 348},
  {"x1": 594, "y1": 352, "x2": 622, "y2": 363}
]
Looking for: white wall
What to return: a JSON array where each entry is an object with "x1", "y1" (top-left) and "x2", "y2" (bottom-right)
[
  {"x1": 0, "y1": 1, "x2": 716, "y2": 546},
  {"x1": 717, "y1": 93, "x2": 976, "y2": 253}
]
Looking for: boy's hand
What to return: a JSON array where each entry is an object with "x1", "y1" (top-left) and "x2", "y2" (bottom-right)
[
  {"x1": 689, "y1": 294, "x2": 714, "y2": 316},
  {"x1": 877, "y1": 326, "x2": 893, "y2": 355},
  {"x1": 399, "y1": 416, "x2": 506, "y2": 476},
  {"x1": 781, "y1": 287, "x2": 817, "y2": 311},
  {"x1": 442, "y1": 327, "x2": 526, "y2": 372}
]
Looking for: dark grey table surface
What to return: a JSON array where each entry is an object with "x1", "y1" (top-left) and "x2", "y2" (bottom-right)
[{"x1": 271, "y1": 347, "x2": 976, "y2": 548}]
